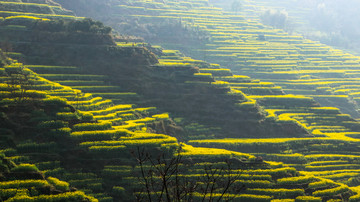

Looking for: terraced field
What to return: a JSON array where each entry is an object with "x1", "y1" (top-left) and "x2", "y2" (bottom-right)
[
  {"x1": 52, "y1": 0, "x2": 360, "y2": 197},
  {"x1": 3, "y1": 55, "x2": 352, "y2": 201},
  {"x1": 0, "y1": 0, "x2": 79, "y2": 19},
  {"x1": 26, "y1": 65, "x2": 140, "y2": 105},
  {"x1": 3, "y1": 0, "x2": 360, "y2": 201},
  {"x1": 0, "y1": 60, "x2": 176, "y2": 200},
  {"x1": 108, "y1": 0, "x2": 360, "y2": 116},
  {"x1": 153, "y1": 44, "x2": 360, "y2": 191}
]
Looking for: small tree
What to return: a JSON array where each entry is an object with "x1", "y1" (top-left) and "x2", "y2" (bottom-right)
[
  {"x1": 260, "y1": 9, "x2": 288, "y2": 29},
  {"x1": 5, "y1": 65, "x2": 35, "y2": 103},
  {"x1": 131, "y1": 147, "x2": 248, "y2": 202}
]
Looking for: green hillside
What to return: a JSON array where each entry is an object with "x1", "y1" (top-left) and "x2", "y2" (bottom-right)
[
  {"x1": 0, "y1": 53, "x2": 355, "y2": 201},
  {"x1": 1, "y1": 0, "x2": 360, "y2": 201},
  {"x1": 84, "y1": 0, "x2": 360, "y2": 188},
  {"x1": 0, "y1": 0, "x2": 311, "y2": 139}
]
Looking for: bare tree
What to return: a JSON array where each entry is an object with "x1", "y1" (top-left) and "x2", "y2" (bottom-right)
[
  {"x1": 131, "y1": 147, "x2": 197, "y2": 202},
  {"x1": 131, "y1": 147, "x2": 250, "y2": 202}
]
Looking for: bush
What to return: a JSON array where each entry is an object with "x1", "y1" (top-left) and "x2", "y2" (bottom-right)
[
  {"x1": 10, "y1": 164, "x2": 39, "y2": 173},
  {"x1": 112, "y1": 186, "x2": 126, "y2": 197},
  {"x1": 0, "y1": 180, "x2": 48, "y2": 189},
  {"x1": 295, "y1": 196, "x2": 322, "y2": 202},
  {"x1": 192, "y1": 193, "x2": 273, "y2": 202},
  {"x1": 71, "y1": 129, "x2": 128, "y2": 141},
  {"x1": 36, "y1": 161, "x2": 60, "y2": 170},
  {"x1": 277, "y1": 176, "x2": 316, "y2": 185},
  {"x1": 5, "y1": 191, "x2": 97, "y2": 202},
  {"x1": 56, "y1": 112, "x2": 79, "y2": 121},
  {"x1": 0, "y1": 189, "x2": 18, "y2": 200},
  {"x1": 313, "y1": 185, "x2": 349, "y2": 197},
  {"x1": 42, "y1": 97, "x2": 67, "y2": 106},
  {"x1": 80, "y1": 112, "x2": 93, "y2": 121},
  {"x1": 90, "y1": 146, "x2": 131, "y2": 158},
  {"x1": 308, "y1": 179, "x2": 335, "y2": 189},
  {"x1": 47, "y1": 177, "x2": 69, "y2": 192},
  {"x1": 16, "y1": 142, "x2": 57, "y2": 153},
  {"x1": 246, "y1": 188, "x2": 305, "y2": 198},
  {"x1": 72, "y1": 121, "x2": 112, "y2": 131},
  {"x1": 349, "y1": 193, "x2": 360, "y2": 202}
]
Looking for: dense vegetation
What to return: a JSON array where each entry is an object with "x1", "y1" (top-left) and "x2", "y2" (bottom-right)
[{"x1": 1, "y1": 0, "x2": 360, "y2": 201}]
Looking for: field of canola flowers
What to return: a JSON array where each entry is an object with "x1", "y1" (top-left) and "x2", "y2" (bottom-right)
[
  {"x1": 0, "y1": 47, "x2": 355, "y2": 201},
  {"x1": 0, "y1": 40, "x2": 322, "y2": 201},
  {"x1": 118, "y1": 44, "x2": 360, "y2": 200},
  {"x1": 87, "y1": 0, "x2": 360, "y2": 199},
  {"x1": 2, "y1": 53, "x2": 348, "y2": 201},
  {"x1": 113, "y1": 0, "x2": 360, "y2": 116},
  {"x1": 2, "y1": 0, "x2": 360, "y2": 201}
]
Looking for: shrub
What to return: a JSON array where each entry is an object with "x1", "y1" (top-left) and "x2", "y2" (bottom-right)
[
  {"x1": 0, "y1": 180, "x2": 48, "y2": 189},
  {"x1": 200, "y1": 68, "x2": 232, "y2": 76},
  {"x1": 16, "y1": 142, "x2": 57, "y2": 153},
  {"x1": 88, "y1": 145, "x2": 126, "y2": 153},
  {"x1": 43, "y1": 168, "x2": 66, "y2": 178},
  {"x1": 71, "y1": 129, "x2": 129, "y2": 141},
  {"x1": 36, "y1": 161, "x2": 60, "y2": 170},
  {"x1": 235, "y1": 194, "x2": 273, "y2": 201},
  {"x1": 112, "y1": 186, "x2": 126, "y2": 197},
  {"x1": 42, "y1": 96, "x2": 67, "y2": 106},
  {"x1": 72, "y1": 121, "x2": 112, "y2": 131},
  {"x1": 277, "y1": 176, "x2": 316, "y2": 185},
  {"x1": 246, "y1": 188, "x2": 305, "y2": 198},
  {"x1": 295, "y1": 196, "x2": 322, "y2": 202},
  {"x1": 10, "y1": 164, "x2": 39, "y2": 173},
  {"x1": 80, "y1": 112, "x2": 93, "y2": 121},
  {"x1": 308, "y1": 179, "x2": 336, "y2": 189},
  {"x1": 0, "y1": 189, "x2": 18, "y2": 200},
  {"x1": 47, "y1": 177, "x2": 69, "y2": 191},
  {"x1": 313, "y1": 185, "x2": 349, "y2": 197},
  {"x1": 56, "y1": 112, "x2": 79, "y2": 121},
  {"x1": 349, "y1": 193, "x2": 360, "y2": 202},
  {"x1": 5, "y1": 191, "x2": 97, "y2": 202},
  {"x1": 192, "y1": 193, "x2": 273, "y2": 202}
]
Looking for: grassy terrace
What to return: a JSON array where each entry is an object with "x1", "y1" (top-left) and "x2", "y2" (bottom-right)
[
  {"x1": 0, "y1": 60, "x2": 191, "y2": 200},
  {"x1": 149, "y1": 45, "x2": 360, "y2": 194},
  {"x1": 25, "y1": 65, "x2": 140, "y2": 105},
  {"x1": 2, "y1": 58, "x2": 345, "y2": 201},
  {"x1": 112, "y1": 0, "x2": 360, "y2": 195},
  {"x1": 0, "y1": 0, "x2": 76, "y2": 17},
  {"x1": 3, "y1": 0, "x2": 360, "y2": 200},
  {"x1": 2, "y1": 44, "x2": 354, "y2": 200}
]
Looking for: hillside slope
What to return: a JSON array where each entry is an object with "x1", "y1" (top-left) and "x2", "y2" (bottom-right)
[
  {"x1": 1, "y1": 51, "x2": 355, "y2": 202},
  {"x1": 55, "y1": 0, "x2": 360, "y2": 121},
  {"x1": 4, "y1": 0, "x2": 360, "y2": 201},
  {"x1": 0, "y1": 0, "x2": 348, "y2": 202},
  {"x1": 49, "y1": 0, "x2": 360, "y2": 197},
  {"x1": 0, "y1": 0, "x2": 312, "y2": 139},
  {"x1": 0, "y1": 52, "x2": 344, "y2": 201}
]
